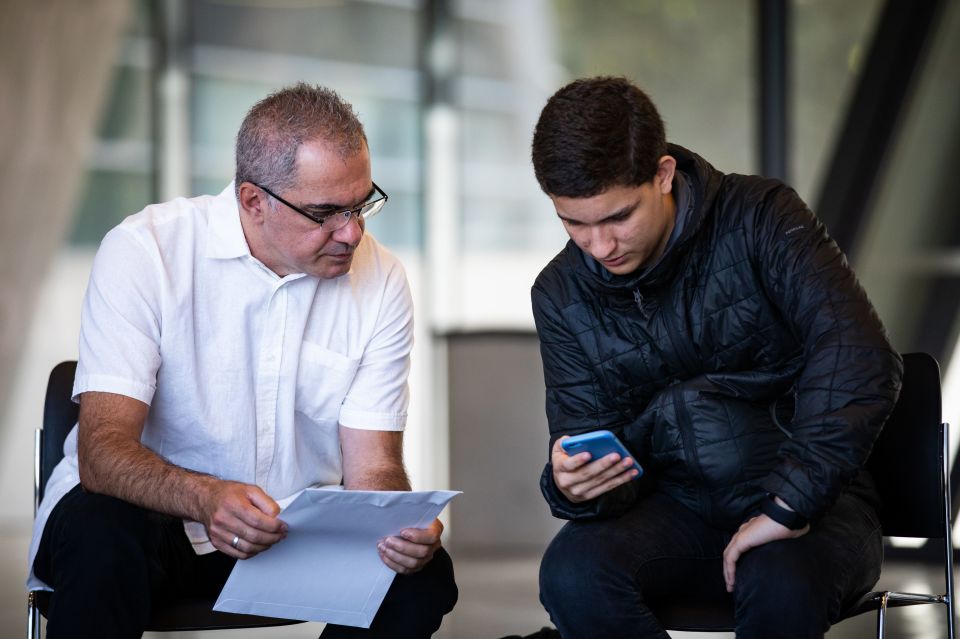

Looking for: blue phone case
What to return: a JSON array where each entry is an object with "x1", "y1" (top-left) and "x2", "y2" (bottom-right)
[{"x1": 560, "y1": 430, "x2": 643, "y2": 476}]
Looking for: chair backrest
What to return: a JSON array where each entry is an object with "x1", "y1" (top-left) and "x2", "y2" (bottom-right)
[
  {"x1": 38, "y1": 361, "x2": 79, "y2": 504},
  {"x1": 866, "y1": 351, "x2": 944, "y2": 539}
]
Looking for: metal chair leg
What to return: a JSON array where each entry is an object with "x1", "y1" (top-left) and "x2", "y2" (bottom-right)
[
  {"x1": 875, "y1": 591, "x2": 889, "y2": 639},
  {"x1": 27, "y1": 591, "x2": 40, "y2": 639}
]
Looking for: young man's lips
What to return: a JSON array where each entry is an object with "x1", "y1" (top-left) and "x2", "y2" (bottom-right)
[{"x1": 601, "y1": 255, "x2": 626, "y2": 267}]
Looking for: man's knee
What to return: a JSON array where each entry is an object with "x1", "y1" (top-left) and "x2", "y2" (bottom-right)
[
  {"x1": 734, "y1": 540, "x2": 834, "y2": 636},
  {"x1": 36, "y1": 486, "x2": 151, "y2": 586},
  {"x1": 371, "y1": 547, "x2": 458, "y2": 632},
  {"x1": 539, "y1": 522, "x2": 624, "y2": 611}
]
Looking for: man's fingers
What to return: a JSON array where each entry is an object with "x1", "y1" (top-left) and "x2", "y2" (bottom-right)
[
  {"x1": 557, "y1": 456, "x2": 637, "y2": 499},
  {"x1": 246, "y1": 485, "x2": 282, "y2": 518},
  {"x1": 378, "y1": 540, "x2": 432, "y2": 574},
  {"x1": 383, "y1": 535, "x2": 436, "y2": 559},
  {"x1": 722, "y1": 540, "x2": 743, "y2": 592},
  {"x1": 231, "y1": 495, "x2": 287, "y2": 535},
  {"x1": 210, "y1": 511, "x2": 285, "y2": 547},
  {"x1": 397, "y1": 527, "x2": 441, "y2": 546},
  {"x1": 379, "y1": 548, "x2": 418, "y2": 574},
  {"x1": 578, "y1": 466, "x2": 639, "y2": 501}
]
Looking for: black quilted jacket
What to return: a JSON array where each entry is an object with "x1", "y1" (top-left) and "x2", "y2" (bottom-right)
[{"x1": 532, "y1": 144, "x2": 903, "y2": 530}]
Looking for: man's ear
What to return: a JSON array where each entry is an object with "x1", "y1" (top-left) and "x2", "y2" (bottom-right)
[
  {"x1": 655, "y1": 155, "x2": 677, "y2": 195},
  {"x1": 237, "y1": 182, "x2": 268, "y2": 223}
]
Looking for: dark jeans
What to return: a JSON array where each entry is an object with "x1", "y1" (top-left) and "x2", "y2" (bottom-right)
[
  {"x1": 539, "y1": 491, "x2": 882, "y2": 639},
  {"x1": 34, "y1": 485, "x2": 458, "y2": 639}
]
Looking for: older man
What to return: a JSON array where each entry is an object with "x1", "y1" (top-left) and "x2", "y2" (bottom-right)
[{"x1": 29, "y1": 83, "x2": 456, "y2": 639}]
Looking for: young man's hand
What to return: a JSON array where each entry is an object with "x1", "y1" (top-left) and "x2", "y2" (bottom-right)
[
  {"x1": 551, "y1": 436, "x2": 640, "y2": 503},
  {"x1": 722, "y1": 511, "x2": 809, "y2": 592},
  {"x1": 378, "y1": 518, "x2": 443, "y2": 574}
]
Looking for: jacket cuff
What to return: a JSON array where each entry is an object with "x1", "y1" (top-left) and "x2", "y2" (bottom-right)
[{"x1": 761, "y1": 494, "x2": 809, "y2": 530}]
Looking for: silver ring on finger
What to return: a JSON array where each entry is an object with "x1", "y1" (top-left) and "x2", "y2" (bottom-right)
[{"x1": 231, "y1": 535, "x2": 240, "y2": 549}]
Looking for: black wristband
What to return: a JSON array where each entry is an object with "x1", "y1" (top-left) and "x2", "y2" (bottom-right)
[{"x1": 761, "y1": 494, "x2": 808, "y2": 530}]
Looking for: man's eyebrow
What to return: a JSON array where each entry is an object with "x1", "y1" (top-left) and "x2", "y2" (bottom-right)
[
  {"x1": 302, "y1": 187, "x2": 376, "y2": 212},
  {"x1": 557, "y1": 200, "x2": 640, "y2": 224}
]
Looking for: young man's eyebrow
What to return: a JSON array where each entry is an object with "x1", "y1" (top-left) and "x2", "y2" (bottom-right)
[
  {"x1": 302, "y1": 186, "x2": 376, "y2": 212},
  {"x1": 557, "y1": 200, "x2": 640, "y2": 224}
]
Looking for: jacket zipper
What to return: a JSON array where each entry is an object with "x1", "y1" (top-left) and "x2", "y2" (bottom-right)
[{"x1": 672, "y1": 385, "x2": 712, "y2": 521}]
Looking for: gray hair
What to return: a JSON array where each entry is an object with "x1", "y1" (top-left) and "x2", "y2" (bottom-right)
[{"x1": 234, "y1": 82, "x2": 367, "y2": 199}]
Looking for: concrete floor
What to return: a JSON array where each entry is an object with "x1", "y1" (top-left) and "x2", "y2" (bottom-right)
[{"x1": 3, "y1": 526, "x2": 953, "y2": 639}]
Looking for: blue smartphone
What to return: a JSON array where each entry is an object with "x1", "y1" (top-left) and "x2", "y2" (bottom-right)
[{"x1": 560, "y1": 430, "x2": 643, "y2": 477}]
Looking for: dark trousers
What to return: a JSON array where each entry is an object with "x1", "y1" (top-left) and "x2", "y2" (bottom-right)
[
  {"x1": 34, "y1": 485, "x2": 458, "y2": 639},
  {"x1": 539, "y1": 491, "x2": 882, "y2": 639}
]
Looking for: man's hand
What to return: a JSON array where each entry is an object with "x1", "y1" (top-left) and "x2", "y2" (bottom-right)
[
  {"x1": 722, "y1": 514, "x2": 809, "y2": 592},
  {"x1": 551, "y1": 436, "x2": 639, "y2": 503},
  {"x1": 200, "y1": 480, "x2": 288, "y2": 560},
  {"x1": 378, "y1": 518, "x2": 443, "y2": 574}
]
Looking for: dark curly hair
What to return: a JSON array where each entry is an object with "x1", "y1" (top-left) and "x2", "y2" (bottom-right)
[{"x1": 531, "y1": 76, "x2": 666, "y2": 198}]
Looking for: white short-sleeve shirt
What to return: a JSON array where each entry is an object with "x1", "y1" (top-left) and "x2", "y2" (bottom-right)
[{"x1": 27, "y1": 183, "x2": 413, "y2": 589}]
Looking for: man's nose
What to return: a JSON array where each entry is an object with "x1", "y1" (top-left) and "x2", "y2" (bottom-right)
[
  {"x1": 331, "y1": 214, "x2": 363, "y2": 246},
  {"x1": 590, "y1": 226, "x2": 616, "y2": 258}
]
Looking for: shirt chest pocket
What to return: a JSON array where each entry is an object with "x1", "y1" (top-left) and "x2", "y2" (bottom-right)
[{"x1": 295, "y1": 342, "x2": 361, "y2": 423}]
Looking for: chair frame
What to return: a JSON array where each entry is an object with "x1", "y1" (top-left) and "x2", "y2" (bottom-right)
[{"x1": 863, "y1": 420, "x2": 955, "y2": 638}]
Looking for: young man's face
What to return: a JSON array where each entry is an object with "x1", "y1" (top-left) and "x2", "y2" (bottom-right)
[
  {"x1": 239, "y1": 139, "x2": 373, "y2": 280},
  {"x1": 551, "y1": 156, "x2": 677, "y2": 276}
]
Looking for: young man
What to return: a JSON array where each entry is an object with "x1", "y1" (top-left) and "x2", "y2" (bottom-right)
[
  {"x1": 530, "y1": 76, "x2": 902, "y2": 639},
  {"x1": 28, "y1": 83, "x2": 456, "y2": 639}
]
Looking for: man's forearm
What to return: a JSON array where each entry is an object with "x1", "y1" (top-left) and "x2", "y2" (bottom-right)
[
  {"x1": 78, "y1": 429, "x2": 215, "y2": 522},
  {"x1": 344, "y1": 463, "x2": 411, "y2": 491}
]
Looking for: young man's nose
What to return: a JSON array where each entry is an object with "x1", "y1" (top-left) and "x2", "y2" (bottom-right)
[{"x1": 589, "y1": 226, "x2": 616, "y2": 259}]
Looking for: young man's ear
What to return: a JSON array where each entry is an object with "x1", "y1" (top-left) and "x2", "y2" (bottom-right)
[
  {"x1": 237, "y1": 182, "x2": 269, "y2": 223},
  {"x1": 654, "y1": 156, "x2": 677, "y2": 195}
]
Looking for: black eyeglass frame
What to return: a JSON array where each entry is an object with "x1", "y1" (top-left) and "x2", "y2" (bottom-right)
[{"x1": 251, "y1": 181, "x2": 388, "y2": 229}]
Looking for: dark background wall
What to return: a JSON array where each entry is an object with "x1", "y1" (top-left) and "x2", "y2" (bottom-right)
[{"x1": 447, "y1": 333, "x2": 563, "y2": 555}]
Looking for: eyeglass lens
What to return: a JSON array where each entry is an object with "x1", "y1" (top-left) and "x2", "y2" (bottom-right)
[{"x1": 321, "y1": 197, "x2": 386, "y2": 230}]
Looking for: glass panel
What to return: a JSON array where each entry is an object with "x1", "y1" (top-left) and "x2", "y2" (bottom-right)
[
  {"x1": 189, "y1": 0, "x2": 418, "y2": 69},
  {"x1": 187, "y1": 3, "x2": 421, "y2": 249},
  {"x1": 69, "y1": 171, "x2": 153, "y2": 246},
  {"x1": 67, "y1": 0, "x2": 154, "y2": 247},
  {"x1": 455, "y1": 0, "x2": 755, "y2": 256},
  {"x1": 791, "y1": 0, "x2": 884, "y2": 203},
  {"x1": 550, "y1": 0, "x2": 754, "y2": 175}
]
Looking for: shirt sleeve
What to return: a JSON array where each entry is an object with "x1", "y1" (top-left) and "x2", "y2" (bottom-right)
[
  {"x1": 338, "y1": 259, "x2": 413, "y2": 431},
  {"x1": 73, "y1": 226, "x2": 163, "y2": 405}
]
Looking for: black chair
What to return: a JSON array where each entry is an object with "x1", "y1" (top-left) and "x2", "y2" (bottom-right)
[
  {"x1": 648, "y1": 352, "x2": 956, "y2": 639},
  {"x1": 26, "y1": 360, "x2": 304, "y2": 637}
]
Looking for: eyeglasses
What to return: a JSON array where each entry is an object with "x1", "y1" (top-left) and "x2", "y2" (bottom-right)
[{"x1": 252, "y1": 181, "x2": 388, "y2": 231}]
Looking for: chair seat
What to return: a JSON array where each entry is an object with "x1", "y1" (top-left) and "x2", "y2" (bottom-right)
[{"x1": 32, "y1": 590, "x2": 303, "y2": 631}]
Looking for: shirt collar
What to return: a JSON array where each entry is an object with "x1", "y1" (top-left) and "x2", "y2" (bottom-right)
[{"x1": 206, "y1": 182, "x2": 252, "y2": 260}]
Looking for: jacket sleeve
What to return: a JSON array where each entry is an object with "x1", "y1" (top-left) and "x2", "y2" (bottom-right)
[
  {"x1": 531, "y1": 281, "x2": 641, "y2": 520},
  {"x1": 750, "y1": 183, "x2": 903, "y2": 521}
]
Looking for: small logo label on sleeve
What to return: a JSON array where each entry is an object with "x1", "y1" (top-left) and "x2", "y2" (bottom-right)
[{"x1": 785, "y1": 224, "x2": 805, "y2": 237}]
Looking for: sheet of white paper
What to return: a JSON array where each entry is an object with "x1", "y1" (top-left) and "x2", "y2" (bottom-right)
[{"x1": 213, "y1": 489, "x2": 460, "y2": 628}]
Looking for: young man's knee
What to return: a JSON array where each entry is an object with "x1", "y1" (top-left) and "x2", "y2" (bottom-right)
[
  {"x1": 734, "y1": 544, "x2": 833, "y2": 633},
  {"x1": 539, "y1": 524, "x2": 623, "y2": 608}
]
